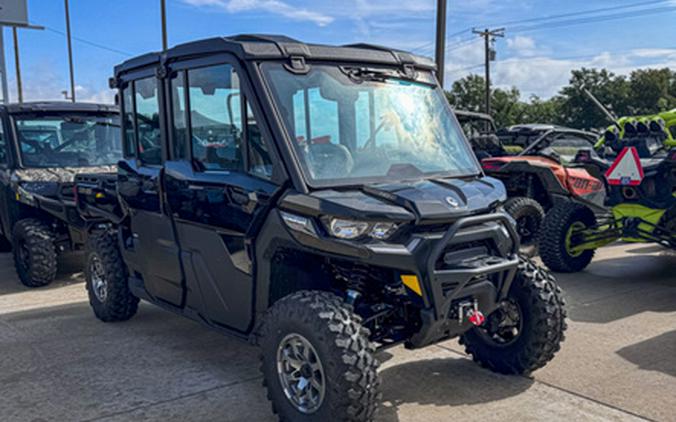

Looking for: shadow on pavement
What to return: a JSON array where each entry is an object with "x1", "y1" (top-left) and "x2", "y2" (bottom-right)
[
  {"x1": 556, "y1": 253, "x2": 676, "y2": 324},
  {"x1": 0, "y1": 301, "x2": 265, "y2": 422},
  {"x1": 0, "y1": 252, "x2": 84, "y2": 296},
  {"x1": 377, "y1": 357, "x2": 533, "y2": 421},
  {"x1": 616, "y1": 330, "x2": 676, "y2": 378}
]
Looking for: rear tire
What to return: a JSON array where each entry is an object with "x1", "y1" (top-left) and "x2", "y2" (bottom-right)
[
  {"x1": 460, "y1": 257, "x2": 567, "y2": 375},
  {"x1": 85, "y1": 231, "x2": 138, "y2": 322},
  {"x1": 539, "y1": 203, "x2": 596, "y2": 273},
  {"x1": 12, "y1": 219, "x2": 57, "y2": 287},
  {"x1": 258, "y1": 291, "x2": 380, "y2": 422},
  {"x1": 504, "y1": 196, "x2": 545, "y2": 248}
]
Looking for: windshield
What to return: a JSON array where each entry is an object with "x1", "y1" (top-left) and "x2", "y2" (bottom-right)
[
  {"x1": 14, "y1": 113, "x2": 122, "y2": 168},
  {"x1": 262, "y1": 64, "x2": 479, "y2": 186}
]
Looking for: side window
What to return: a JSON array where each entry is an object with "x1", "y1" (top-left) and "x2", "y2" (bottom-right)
[
  {"x1": 134, "y1": 77, "x2": 162, "y2": 165},
  {"x1": 187, "y1": 64, "x2": 243, "y2": 171},
  {"x1": 670, "y1": 125, "x2": 676, "y2": 139},
  {"x1": 122, "y1": 84, "x2": 135, "y2": 157},
  {"x1": 246, "y1": 101, "x2": 274, "y2": 179},
  {"x1": 170, "y1": 71, "x2": 187, "y2": 159}
]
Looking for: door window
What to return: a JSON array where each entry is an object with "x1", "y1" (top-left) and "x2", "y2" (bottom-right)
[
  {"x1": 245, "y1": 101, "x2": 273, "y2": 179},
  {"x1": 134, "y1": 77, "x2": 162, "y2": 165},
  {"x1": 122, "y1": 84, "x2": 135, "y2": 158},
  {"x1": 171, "y1": 72, "x2": 187, "y2": 159},
  {"x1": 187, "y1": 64, "x2": 243, "y2": 172}
]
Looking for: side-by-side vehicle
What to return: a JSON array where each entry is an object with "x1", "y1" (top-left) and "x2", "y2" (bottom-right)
[
  {"x1": 75, "y1": 35, "x2": 566, "y2": 421},
  {"x1": 0, "y1": 102, "x2": 120, "y2": 287}
]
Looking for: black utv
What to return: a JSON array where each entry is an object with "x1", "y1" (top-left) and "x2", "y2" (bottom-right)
[
  {"x1": 0, "y1": 102, "x2": 120, "y2": 287},
  {"x1": 76, "y1": 35, "x2": 566, "y2": 421}
]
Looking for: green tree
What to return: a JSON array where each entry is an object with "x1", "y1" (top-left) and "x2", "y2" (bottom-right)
[
  {"x1": 558, "y1": 68, "x2": 630, "y2": 130},
  {"x1": 446, "y1": 75, "x2": 526, "y2": 127},
  {"x1": 628, "y1": 68, "x2": 675, "y2": 114}
]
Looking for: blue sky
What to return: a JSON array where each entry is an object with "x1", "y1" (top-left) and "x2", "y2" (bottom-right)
[{"x1": 5, "y1": 0, "x2": 676, "y2": 103}]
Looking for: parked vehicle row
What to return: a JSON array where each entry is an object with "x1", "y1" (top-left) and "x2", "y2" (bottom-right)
[
  {"x1": 5, "y1": 33, "x2": 673, "y2": 422},
  {"x1": 459, "y1": 108, "x2": 676, "y2": 273}
]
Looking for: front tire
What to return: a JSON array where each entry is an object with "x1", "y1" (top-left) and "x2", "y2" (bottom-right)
[
  {"x1": 539, "y1": 203, "x2": 596, "y2": 273},
  {"x1": 85, "y1": 231, "x2": 138, "y2": 322},
  {"x1": 12, "y1": 219, "x2": 57, "y2": 287},
  {"x1": 460, "y1": 257, "x2": 567, "y2": 375},
  {"x1": 258, "y1": 291, "x2": 380, "y2": 422}
]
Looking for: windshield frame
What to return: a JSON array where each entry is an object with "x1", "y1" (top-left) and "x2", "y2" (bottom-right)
[
  {"x1": 258, "y1": 61, "x2": 482, "y2": 190},
  {"x1": 10, "y1": 111, "x2": 122, "y2": 169}
]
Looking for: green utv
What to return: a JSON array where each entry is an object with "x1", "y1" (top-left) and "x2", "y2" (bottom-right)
[
  {"x1": 539, "y1": 110, "x2": 676, "y2": 273},
  {"x1": 74, "y1": 35, "x2": 566, "y2": 421},
  {"x1": 0, "y1": 102, "x2": 120, "y2": 287}
]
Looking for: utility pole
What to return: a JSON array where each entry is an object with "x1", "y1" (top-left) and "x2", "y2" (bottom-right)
[
  {"x1": 12, "y1": 27, "x2": 22, "y2": 103},
  {"x1": 434, "y1": 0, "x2": 447, "y2": 87},
  {"x1": 64, "y1": 0, "x2": 76, "y2": 102},
  {"x1": 160, "y1": 0, "x2": 168, "y2": 51},
  {"x1": 472, "y1": 28, "x2": 504, "y2": 115},
  {"x1": 0, "y1": 28, "x2": 9, "y2": 103}
]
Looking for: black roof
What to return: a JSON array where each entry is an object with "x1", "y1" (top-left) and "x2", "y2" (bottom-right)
[
  {"x1": 2, "y1": 101, "x2": 117, "y2": 114},
  {"x1": 114, "y1": 34, "x2": 436, "y2": 78}
]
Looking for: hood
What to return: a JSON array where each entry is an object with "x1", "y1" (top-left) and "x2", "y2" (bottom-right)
[
  {"x1": 12, "y1": 165, "x2": 117, "y2": 184},
  {"x1": 362, "y1": 177, "x2": 506, "y2": 222},
  {"x1": 282, "y1": 176, "x2": 506, "y2": 224}
]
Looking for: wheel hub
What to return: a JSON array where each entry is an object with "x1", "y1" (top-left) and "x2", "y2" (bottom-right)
[
  {"x1": 276, "y1": 333, "x2": 326, "y2": 414},
  {"x1": 477, "y1": 299, "x2": 523, "y2": 346},
  {"x1": 89, "y1": 255, "x2": 107, "y2": 303}
]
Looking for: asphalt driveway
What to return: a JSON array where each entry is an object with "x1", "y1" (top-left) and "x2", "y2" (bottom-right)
[{"x1": 0, "y1": 243, "x2": 673, "y2": 421}]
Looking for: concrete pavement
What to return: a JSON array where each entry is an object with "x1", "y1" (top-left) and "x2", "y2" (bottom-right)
[{"x1": 0, "y1": 243, "x2": 673, "y2": 422}]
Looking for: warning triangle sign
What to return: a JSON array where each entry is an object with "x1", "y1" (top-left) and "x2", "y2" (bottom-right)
[{"x1": 605, "y1": 147, "x2": 644, "y2": 186}]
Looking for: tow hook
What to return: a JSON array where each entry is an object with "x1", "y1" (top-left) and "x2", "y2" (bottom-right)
[{"x1": 458, "y1": 300, "x2": 486, "y2": 326}]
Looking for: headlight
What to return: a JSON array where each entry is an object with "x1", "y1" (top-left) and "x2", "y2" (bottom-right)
[
  {"x1": 280, "y1": 211, "x2": 317, "y2": 236},
  {"x1": 326, "y1": 218, "x2": 399, "y2": 240},
  {"x1": 369, "y1": 222, "x2": 399, "y2": 240},
  {"x1": 328, "y1": 218, "x2": 370, "y2": 240}
]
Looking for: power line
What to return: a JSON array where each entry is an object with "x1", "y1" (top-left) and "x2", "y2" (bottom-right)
[
  {"x1": 509, "y1": 5, "x2": 676, "y2": 33},
  {"x1": 488, "y1": 0, "x2": 671, "y2": 28},
  {"x1": 45, "y1": 27, "x2": 133, "y2": 57}
]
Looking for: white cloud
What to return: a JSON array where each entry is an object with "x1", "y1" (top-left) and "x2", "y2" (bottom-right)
[
  {"x1": 181, "y1": 0, "x2": 334, "y2": 26},
  {"x1": 506, "y1": 36, "x2": 537, "y2": 57}
]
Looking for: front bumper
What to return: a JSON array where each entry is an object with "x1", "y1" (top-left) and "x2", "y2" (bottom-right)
[{"x1": 282, "y1": 211, "x2": 521, "y2": 347}]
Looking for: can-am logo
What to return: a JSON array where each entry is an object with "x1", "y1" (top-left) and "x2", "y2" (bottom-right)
[{"x1": 446, "y1": 197, "x2": 459, "y2": 207}]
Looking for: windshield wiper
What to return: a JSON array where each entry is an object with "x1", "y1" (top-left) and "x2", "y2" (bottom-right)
[{"x1": 341, "y1": 66, "x2": 432, "y2": 86}]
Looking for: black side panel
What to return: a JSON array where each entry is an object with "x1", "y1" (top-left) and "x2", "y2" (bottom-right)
[
  {"x1": 174, "y1": 222, "x2": 251, "y2": 330},
  {"x1": 164, "y1": 160, "x2": 278, "y2": 332},
  {"x1": 118, "y1": 160, "x2": 183, "y2": 306}
]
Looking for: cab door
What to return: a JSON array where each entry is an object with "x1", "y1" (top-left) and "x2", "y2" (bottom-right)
[
  {"x1": 117, "y1": 73, "x2": 184, "y2": 307},
  {"x1": 163, "y1": 57, "x2": 282, "y2": 332}
]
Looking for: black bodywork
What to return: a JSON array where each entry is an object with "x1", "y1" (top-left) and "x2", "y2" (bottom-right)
[
  {"x1": 0, "y1": 102, "x2": 118, "y2": 250},
  {"x1": 77, "y1": 35, "x2": 521, "y2": 349}
]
